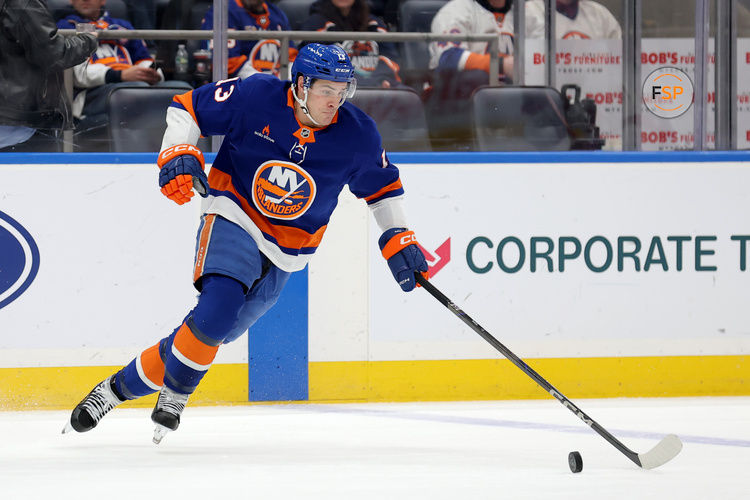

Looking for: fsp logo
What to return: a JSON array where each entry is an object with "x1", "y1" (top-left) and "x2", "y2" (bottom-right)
[
  {"x1": 251, "y1": 160, "x2": 316, "y2": 220},
  {"x1": 642, "y1": 67, "x2": 693, "y2": 118}
]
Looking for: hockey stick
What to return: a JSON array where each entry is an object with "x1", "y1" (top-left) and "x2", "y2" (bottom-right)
[{"x1": 415, "y1": 274, "x2": 682, "y2": 470}]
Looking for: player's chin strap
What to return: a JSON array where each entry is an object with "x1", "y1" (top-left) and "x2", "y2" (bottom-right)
[{"x1": 291, "y1": 82, "x2": 323, "y2": 127}]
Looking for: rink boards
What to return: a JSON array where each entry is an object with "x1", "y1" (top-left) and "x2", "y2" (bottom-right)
[{"x1": 1, "y1": 152, "x2": 748, "y2": 409}]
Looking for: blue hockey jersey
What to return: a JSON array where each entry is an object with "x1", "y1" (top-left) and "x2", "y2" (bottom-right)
[
  {"x1": 200, "y1": 0, "x2": 297, "y2": 79},
  {"x1": 56, "y1": 14, "x2": 153, "y2": 71},
  {"x1": 168, "y1": 74, "x2": 404, "y2": 271}
]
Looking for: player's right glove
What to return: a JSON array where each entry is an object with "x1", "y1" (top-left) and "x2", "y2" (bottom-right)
[
  {"x1": 379, "y1": 227, "x2": 429, "y2": 292},
  {"x1": 157, "y1": 144, "x2": 209, "y2": 205}
]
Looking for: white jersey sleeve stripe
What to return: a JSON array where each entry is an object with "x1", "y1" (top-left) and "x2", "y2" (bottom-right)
[
  {"x1": 369, "y1": 195, "x2": 408, "y2": 232},
  {"x1": 160, "y1": 106, "x2": 202, "y2": 153}
]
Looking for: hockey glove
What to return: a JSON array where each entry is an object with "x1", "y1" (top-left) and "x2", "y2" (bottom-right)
[
  {"x1": 157, "y1": 144, "x2": 209, "y2": 205},
  {"x1": 379, "y1": 227, "x2": 429, "y2": 292}
]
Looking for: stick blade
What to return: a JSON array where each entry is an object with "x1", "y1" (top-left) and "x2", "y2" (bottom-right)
[{"x1": 637, "y1": 434, "x2": 683, "y2": 469}]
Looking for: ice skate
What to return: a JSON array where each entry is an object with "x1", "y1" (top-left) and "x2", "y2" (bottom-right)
[
  {"x1": 62, "y1": 375, "x2": 125, "y2": 434},
  {"x1": 151, "y1": 385, "x2": 189, "y2": 444}
]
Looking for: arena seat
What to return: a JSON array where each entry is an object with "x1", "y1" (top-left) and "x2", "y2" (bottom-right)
[
  {"x1": 107, "y1": 87, "x2": 195, "y2": 152},
  {"x1": 398, "y1": 0, "x2": 448, "y2": 75},
  {"x1": 108, "y1": 87, "x2": 429, "y2": 153},
  {"x1": 349, "y1": 88, "x2": 432, "y2": 152},
  {"x1": 470, "y1": 86, "x2": 572, "y2": 152}
]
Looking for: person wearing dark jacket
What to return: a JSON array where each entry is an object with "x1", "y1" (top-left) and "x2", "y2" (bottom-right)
[
  {"x1": 0, "y1": 0, "x2": 97, "y2": 151},
  {"x1": 300, "y1": 0, "x2": 402, "y2": 88}
]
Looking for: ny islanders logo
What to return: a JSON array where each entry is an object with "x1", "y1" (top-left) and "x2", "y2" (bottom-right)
[
  {"x1": 252, "y1": 160, "x2": 316, "y2": 220},
  {"x1": 0, "y1": 211, "x2": 40, "y2": 309},
  {"x1": 249, "y1": 39, "x2": 282, "y2": 75}
]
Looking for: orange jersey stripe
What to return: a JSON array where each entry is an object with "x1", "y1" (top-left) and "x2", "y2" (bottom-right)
[
  {"x1": 193, "y1": 214, "x2": 216, "y2": 283},
  {"x1": 140, "y1": 342, "x2": 165, "y2": 387},
  {"x1": 108, "y1": 63, "x2": 133, "y2": 71},
  {"x1": 379, "y1": 56, "x2": 402, "y2": 82},
  {"x1": 364, "y1": 179, "x2": 403, "y2": 203},
  {"x1": 228, "y1": 55, "x2": 248, "y2": 76},
  {"x1": 93, "y1": 56, "x2": 119, "y2": 66},
  {"x1": 209, "y1": 169, "x2": 327, "y2": 251},
  {"x1": 173, "y1": 322, "x2": 219, "y2": 367},
  {"x1": 465, "y1": 53, "x2": 490, "y2": 72},
  {"x1": 173, "y1": 91, "x2": 198, "y2": 124}
]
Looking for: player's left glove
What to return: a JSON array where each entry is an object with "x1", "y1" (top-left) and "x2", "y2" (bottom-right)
[
  {"x1": 379, "y1": 227, "x2": 429, "y2": 292},
  {"x1": 157, "y1": 144, "x2": 209, "y2": 205}
]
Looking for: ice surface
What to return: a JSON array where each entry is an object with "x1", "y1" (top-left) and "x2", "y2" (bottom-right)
[{"x1": 1, "y1": 397, "x2": 748, "y2": 499}]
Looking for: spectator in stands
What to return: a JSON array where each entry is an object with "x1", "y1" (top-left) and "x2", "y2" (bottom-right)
[
  {"x1": 56, "y1": 0, "x2": 191, "y2": 130},
  {"x1": 426, "y1": 0, "x2": 543, "y2": 150},
  {"x1": 300, "y1": 0, "x2": 403, "y2": 88},
  {"x1": 527, "y1": 0, "x2": 621, "y2": 39},
  {"x1": 200, "y1": 0, "x2": 298, "y2": 79},
  {"x1": 0, "y1": 0, "x2": 97, "y2": 151},
  {"x1": 429, "y1": 0, "x2": 543, "y2": 83}
]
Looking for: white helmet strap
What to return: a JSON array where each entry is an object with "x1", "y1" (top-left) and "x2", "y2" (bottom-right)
[{"x1": 291, "y1": 76, "x2": 323, "y2": 127}]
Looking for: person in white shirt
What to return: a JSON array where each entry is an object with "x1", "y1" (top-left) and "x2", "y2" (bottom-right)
[
  {"x1": 526, "y1": 0, "x2": 621, "y2": 40},
  {"x1": 429, "y1": 0, "x2": 544, "y2": 82}
]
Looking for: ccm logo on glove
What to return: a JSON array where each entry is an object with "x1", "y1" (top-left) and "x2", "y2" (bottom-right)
[
  {"x1": 157, "y1": 144, "x2": 208, "y2": 205},
  {"x1": 399, "y1": 233, "x2": 417, "y2": 245},
  {"x1": 379, "y1": 228, "x2": 429, "y2": 292},
  {"x1": 158, "y1": 144, "x2": 205, "y2": 168},
  {"x1": 380, "y1": 230, "x2": 418, "y2": 259}
]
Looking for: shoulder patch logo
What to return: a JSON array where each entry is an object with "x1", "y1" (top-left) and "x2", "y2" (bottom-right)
[
  {"x1": 252, "y1": 160, "x2": 316, "y2": 220},
  {"x1": 0, "y1": 211, "x2": 40, "y2": 310}
]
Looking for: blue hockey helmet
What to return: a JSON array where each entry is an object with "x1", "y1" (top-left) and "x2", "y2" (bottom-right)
[
  {"x1": 290, "y1": 43, "x2": 357, "y2": 125},
  {"x1": 292, "y1": 43, "x2": 356, "y2": 84}
]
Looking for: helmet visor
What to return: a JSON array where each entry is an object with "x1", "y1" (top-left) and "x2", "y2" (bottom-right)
[{"x1": 307, "y1": 78, "x2": 357, "y2": 105}]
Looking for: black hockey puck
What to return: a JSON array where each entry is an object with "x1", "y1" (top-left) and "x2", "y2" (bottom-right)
[{"x1": 568, "y1": 451, "x2": 583, "y2": 473}]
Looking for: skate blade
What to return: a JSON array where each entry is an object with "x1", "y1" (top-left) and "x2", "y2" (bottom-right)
[
  {"x1": 62, "y1": 421, "x2": 74, "y2": 434},
  {"x1": 152, "y1": 424, "x2": 171, "y2": 445}
]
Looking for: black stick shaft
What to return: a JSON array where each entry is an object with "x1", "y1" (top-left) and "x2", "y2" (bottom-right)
[{"x1": 415, "y1": 274, "x2": 641, "y2": 467}]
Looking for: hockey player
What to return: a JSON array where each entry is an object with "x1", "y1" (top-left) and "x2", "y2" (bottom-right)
[
  {"x1": 200, "y1": 0, "x2": 298, "y2": 79},
  {"x1": 526, "y1": 0, "x2": 621, "y2": 40},
  {"x1": 63, "y1": 43, "x2": 429, "y2": 444}
]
